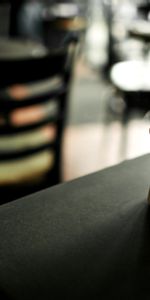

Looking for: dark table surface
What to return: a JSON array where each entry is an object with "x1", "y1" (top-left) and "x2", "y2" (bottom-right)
[{"x1": 0, "y1": 154, "x2": 150, "y2": 299}]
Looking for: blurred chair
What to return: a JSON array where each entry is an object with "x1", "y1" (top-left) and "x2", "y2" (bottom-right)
[
  {"x1": 9, "y1": 1, "x2": 85, "y2": 79},
  {"x1": 0, "y1": 37, "x2": 74, "y2": 204},
  {"x1": 42, "y1": 2, "x2": 86, "y2": 51},
  {"x1": 9, "y1": 1, "x2": 86, "y2": 48}
]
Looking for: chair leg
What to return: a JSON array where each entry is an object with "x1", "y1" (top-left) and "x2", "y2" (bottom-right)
[{"x1": 147, "y1": 188, "x2": 150, "y2": 205}]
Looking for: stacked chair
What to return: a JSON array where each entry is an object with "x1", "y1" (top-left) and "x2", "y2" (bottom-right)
[
  {"x1": 0, "y1": 37, "x2": 73, "y2": 204},
  {"x1": 0, "y1": 2, "x2": 84, "y2": 204}
]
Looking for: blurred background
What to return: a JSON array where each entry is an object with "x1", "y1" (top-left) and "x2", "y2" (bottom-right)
[
  {"x1": 0, "y1": 0, "x2": 150, "y2": 202},
  {"x1": 62, "y1": 0, "x2": 150, "y2": 180}
]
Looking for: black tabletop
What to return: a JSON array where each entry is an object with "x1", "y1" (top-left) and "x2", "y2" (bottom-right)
[{"x1": 0, "y1": 154, "x2": 150, "y2": 299}]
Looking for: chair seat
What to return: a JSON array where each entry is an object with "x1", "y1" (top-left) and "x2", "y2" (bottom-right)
[
  {"x1": 0, "y1": 36, "x2": 48, "y2": 60},
  {"x1": 0, "y1": 37, "x2": 67, "y2": 88}
]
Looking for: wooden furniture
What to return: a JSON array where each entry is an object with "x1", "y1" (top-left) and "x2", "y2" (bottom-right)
[
  {"x1": 0, "y1": 154, "x2": 149, "y2": 299},
  {"x1": 0, "y1": 37, "x2": 72, "y2": 203}
]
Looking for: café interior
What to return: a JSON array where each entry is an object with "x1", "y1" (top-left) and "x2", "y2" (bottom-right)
[
  {"x1": 0, "y1": 0, "x2": 150, "y2": 202},
  {"x1": 0, "y1": 1, "x2": 150, "y2": 299}
]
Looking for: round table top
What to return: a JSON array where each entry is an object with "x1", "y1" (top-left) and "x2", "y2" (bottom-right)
[{"x1": 110, "y1": 60, "x2": 150, "y2": 91}]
